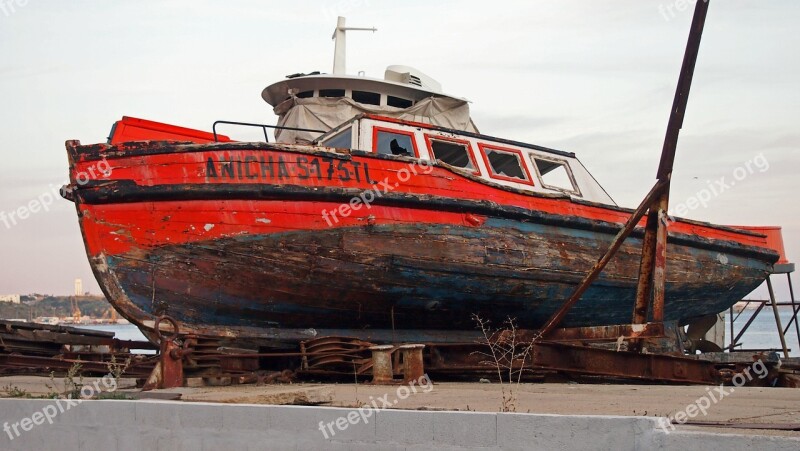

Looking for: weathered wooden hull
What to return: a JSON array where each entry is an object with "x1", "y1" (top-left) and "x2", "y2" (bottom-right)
[{"x1": 64, "y1": 140, "x2": 779, "y2": 344}]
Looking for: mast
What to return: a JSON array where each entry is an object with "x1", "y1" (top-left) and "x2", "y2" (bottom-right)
[{"x1": 332, "y1": 16, "x2": 377, "y2": 75}]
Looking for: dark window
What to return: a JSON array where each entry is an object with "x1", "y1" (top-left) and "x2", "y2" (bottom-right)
[
  {"x1": 533, "y1": 157, "x2": 577, "y2": 192},
  {"x1": 352, "y1": 91, "x2": 381, "y2": 106},
  {"x1": 485, "y1": 149, "x2": 527, "y2": 180},
  {"x1": 430, "y1": 139, "x2": 474, "y2": 170},
  {"x1": 297, "y1": 90, "x2": 314, "y2": 98},
  {"x1": 387, "y1": 96, "x2": 413, "y2": 108},
  {"x1": 323, "y1": 128, "x2": 352, "y2": 149},
  {"x1": 376, "y1": 131, "x2": 415, "y2": 157},
  {"x1": 319, "y1": 89, "x2": 346, "y2": 98}
]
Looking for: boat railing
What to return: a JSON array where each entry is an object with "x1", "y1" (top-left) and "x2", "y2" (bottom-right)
[{"x1": 212, "y1": 120, "x2": 326, "y2": 143}]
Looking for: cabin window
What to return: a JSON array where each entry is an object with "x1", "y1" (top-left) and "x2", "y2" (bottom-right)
[
  {"x1": 532, "y1": 156, "x2": 580, "y2": 195},
  {"x1": 426, "y1": 136, "x2": 478, "y2": 173},
  {"x1": 479, "y1": 144, "x2": 534, "y2": 185},
  {"x1": 319, "y1": 89, "x2": 346, "y2": 98},
  {"x1": 373, "y1": 127, "x2": 418, "y2": 158},
  {"x1": 297, "y1": 90, "x2": 314, "y2": 99},
  {"x1": 322, "y1": 128, "x2": 352, "y2": 149},
  {"x1": 352, "y1": 91, "x2": 381, "y2": 106},
  {"x1": 387, "y1": 96, "x2": 413, "y2": 108}
]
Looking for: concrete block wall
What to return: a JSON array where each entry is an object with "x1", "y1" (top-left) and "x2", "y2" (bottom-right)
[{"x1": 1, "y1": 399, "x2": 799, "y2": 450}]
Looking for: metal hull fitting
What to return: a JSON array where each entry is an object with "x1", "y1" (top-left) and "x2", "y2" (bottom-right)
[{"x1": 64, "y1": 141, "x2": 778, "y2": 345}]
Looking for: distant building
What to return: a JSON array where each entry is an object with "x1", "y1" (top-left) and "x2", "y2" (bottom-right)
[
  {"x1": 0, "y1": 294, "x2": 21, "y2": 304},
  {"x1": 74, "y1": 279, "x2": 83, "y2": 297}
]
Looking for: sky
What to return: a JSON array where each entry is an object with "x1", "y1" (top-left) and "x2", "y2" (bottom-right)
[{"x1": 0, "y1": 0, "x2": 798, "y2": 302}]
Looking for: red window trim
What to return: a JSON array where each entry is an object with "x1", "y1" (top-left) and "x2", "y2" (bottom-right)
[
  {"x1": 424, "y1": 134, "x2": 481, "y2": 176},
  {"x1": 371, "y1": 126, "x2": 420, "y2": 158},
  {"x1": 477, "y1": 142, "x2": 535, "y2": 186}
]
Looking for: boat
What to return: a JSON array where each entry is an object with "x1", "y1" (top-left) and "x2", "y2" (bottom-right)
[{"x1": 62, "y1": 18, "x2": 784, "y2": 346}]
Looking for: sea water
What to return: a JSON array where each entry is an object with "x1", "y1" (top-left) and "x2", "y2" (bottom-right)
[{"x1": 727, "y1": 306, "x2": 799, "y2": 356}]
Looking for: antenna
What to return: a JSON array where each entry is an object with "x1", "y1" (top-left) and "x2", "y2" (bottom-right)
[{"x1": 332, "y1": 16, "x2": 377, "y2": 75}]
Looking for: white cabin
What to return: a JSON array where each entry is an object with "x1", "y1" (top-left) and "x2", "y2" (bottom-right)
[
  {"x1": 316, "y1": 114, "x2": 616, "y2": 205},
  {"x1": 261, "y1": 17, "x2": 615, "y2": 205}
]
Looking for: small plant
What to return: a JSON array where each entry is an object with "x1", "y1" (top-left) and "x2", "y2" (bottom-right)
[
  {"x1": 63, "y1": 361, "x2": 84, "y2": 399},
  {"x1": 2, "y1": 384, "x2": 29, "y2": 398},
  {"x1": 107, "y1": 355, "x2": 131, "y2": 387},
  {"x1": 472, "y1": 315, "x2": 534, "y2": 413},
  {"x1": 44, "y1": 371, "x2": 60, "y2": 399}
]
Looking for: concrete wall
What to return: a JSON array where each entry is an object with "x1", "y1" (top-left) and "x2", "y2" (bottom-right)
[{"x1": 1, "y1": 399, "x2": 798, "y2": 450}]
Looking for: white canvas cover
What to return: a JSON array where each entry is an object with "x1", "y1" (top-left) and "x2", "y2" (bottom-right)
[{"x1": 273, "y1": 96, "x2": 479, "y2": 143}]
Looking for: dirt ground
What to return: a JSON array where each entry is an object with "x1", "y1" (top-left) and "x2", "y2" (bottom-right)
[{"x1": 3, "y1": 376, "x2": 799, "y2": 437}]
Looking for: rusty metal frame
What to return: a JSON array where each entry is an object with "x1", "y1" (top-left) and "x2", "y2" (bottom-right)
[
  {"x1": 545, "y1": 323, "x2": 666, "y2": 343},
  {"x1": 518, "y1": 1, "x2": 715, "y2": 384},
  {"x1": 537, "y1": 1, "x2": 709, "y2": 343},
  {"x1": 728, "y1": 272, "x2": 799, "y2": 356},
  {"x1": 531, "y1": 341, "x2": 719, "y2": 384},
  {"x1": 784, "y1": 272, "x2": 800, "y2": 342}
]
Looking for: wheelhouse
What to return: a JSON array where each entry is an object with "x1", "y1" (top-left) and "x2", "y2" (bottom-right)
[{"x1": 316, "y1": 114, "x2": 615, "y2": 205}]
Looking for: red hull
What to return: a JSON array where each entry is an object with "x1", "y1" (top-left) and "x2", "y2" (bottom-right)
[{"x1": 63, "y1": 135, "x2": 780, "y2": 343}]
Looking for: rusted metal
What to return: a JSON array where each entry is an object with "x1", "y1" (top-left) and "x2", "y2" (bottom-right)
[
  {"x1": 766, "y1": 277, "x2": 790, "y2": 358},
  {"x1": 369, "y1": 345, "x2": 395, "y2": 384},
  {"x1": 545, "y1": 323, "x2": 666, "y2": 343},
  {"x1": 531, "y1": 341, "x2": 720, "y2": 385},
  {"x1": 0, "y1": 354, "x2": 154, "y2": 377},
  {"x1": 300, "y1": 336, "x2": 373, "y2": 374},
  {"x1": 530, "y1": 1, "x2": 708, "y2": 343},
  {"x1": 729, "y1": 301, "x2": 768, "y2": 350},
  {"x1": 636, "y1": 0, "x2": 709, "y2": 327},
  {"x1": 785, "y1": 272, "x2": 800, "y2": 343},
  {"x1": 651, "y1": 207, "x2": 669, "y2": 323},
  {"x1": 399, "y1": 344, "x2": 425, "y2": 383},
  {"x1": 632, "y1": 220, "x2": 657, "y2": 324},
  {"x1": 536, "y1": 180, "x2": 668, "y2": 339},
  {"x1": 0, "y1": 319, "x2": 155, "y2": 377},
  {"x1": 0, "y1": 319, "x2": 155, "y2": 352},
  {"x1": 142, "y1": 315, "x2": 186, "y2": 390}
]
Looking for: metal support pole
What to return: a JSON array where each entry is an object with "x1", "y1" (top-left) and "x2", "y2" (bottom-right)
[
  {"x1": 729, "y1": 306, "x2": 734, "y2": 351},
  {"x1": 782, "y1": 272, "x2": 800, "y2": 345},
  {"x1": 651, "y1": 206, "x2": 670, "y2": 323},
  {"x1": 537, "y1": 181, "x2": 667, "y2": 339},
  {"x1": 729, "y1": 301, "x2": 766, "y2": 351},
  {"x1": 539, "y1": 0, "x2": 710, "y2": 342},
  {"x1": 634, "y1": 0, "x2": 708, "y2": 325},
  {"x1": 766, "y1": 277, "x2": 790, "y2": 358},
  {"x1": 632, "y1": 212, "x2": 658, "y2": 323}
]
